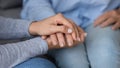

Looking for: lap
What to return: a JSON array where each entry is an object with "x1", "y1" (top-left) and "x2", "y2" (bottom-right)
[
  {"x1": 85, "y1": 24, "x2": 120, "y2": 41},
  {"x1": 85, "y1": 24, "x2": 120, "y2": 49},
  {"x1": 85, "y1": 24, "x2": 120, "y2": 67},
  {"x1": 14, "y1": 57, "x2": 56, "y2": 68},
  {"x1": 48, "y1": 44, "x2": 89, "y2": 68},
  {"x1": 48, "y1": 24, "x2": 120, "y2": 68}
]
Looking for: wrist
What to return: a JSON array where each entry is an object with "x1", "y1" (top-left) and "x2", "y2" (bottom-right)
[{"x1": 29, "y1": 22, "x2": 37, "y2": 36}]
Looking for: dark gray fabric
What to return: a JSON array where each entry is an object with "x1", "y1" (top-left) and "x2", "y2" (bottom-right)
[
  {"x1": 0, "y1": 7, "x2": 22, "y2": 18},
  {"x1": 0, "y1": 0, "x2": 22, "y2": 9},
  {"x1": 0, "y1": 0, "x2": 22, "y2": 18},
  {"x1": 0, "y1": 0, "x2": 23, "y2": 43}
]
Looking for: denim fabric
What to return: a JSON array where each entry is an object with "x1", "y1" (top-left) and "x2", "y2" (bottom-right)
[
  {"x1": 49, "y1": 24, "x2": 120, "y2": 68},
  {"x1": 14, "y1": 58, "x2": 56, "y2": 68}
]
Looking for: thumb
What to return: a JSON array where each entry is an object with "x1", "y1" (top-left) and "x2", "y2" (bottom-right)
[{"x1": 51, "y1": 25, "x2": 73, "y2": 34}]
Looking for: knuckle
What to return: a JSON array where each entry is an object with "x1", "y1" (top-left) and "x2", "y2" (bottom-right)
[
  {"x1": 111, "y1": 10, "x2": 117, "y2": 16},
  {"x1": 56, "y1": 14, "x2": 65, "y2": 21},
  {"x1": 57, "y1": 33, "x2": 63, "y2": 37},
  {"x1": 61, "y1": 26, "x2": 66, "y2": 31},
  {"x1": 51, "y1": 34, "x2": 56, "y2": 37},
  {"x1": 56, "y1": 13, "x2": 64, "y2": 19},
  {"x1": 110, "y1": 17, "x2": 115, "y2": 21},
  {"x1": 57, "y1": 13, "x2": 63, "y2": 17},
  {"x1": 51, "y1": 36, "x2": 56, "y2": 40},
  {"x1": 59, "y1": 36, "x2": 64, "y2": 40}
]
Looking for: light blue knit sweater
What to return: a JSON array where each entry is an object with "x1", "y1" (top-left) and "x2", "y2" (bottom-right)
[{"x1": 21, "y1": 0, "x2": 120, "y2": 28}]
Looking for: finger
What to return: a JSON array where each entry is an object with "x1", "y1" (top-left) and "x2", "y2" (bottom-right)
[
  {"x1": 77, "y1": 26, "x2": 86, "y2": 34},
  {"x1": 56, "y1": 33, "x2": 66, "y2": 47},
  {"x1": 77, "y1": 30, "x2": 84, "y2": 43},
  {"x1": 77, "y1": 26, "x2": 86, "y2": 42},
  {"x1": 47, "y1": 36, "x2": 60, "y2": 49},
  {"x1": 55, "y1": 15, "x2": 74, "y2": 30},
  {"x1": 68, "y1": 19, "x2": 80, "y2": 41},
  {"x1": 41, "y1": 35, "x2": 48, "y2": 40},
  {"x1": 74, "y1": 25, "x2": 80, "y2": 41},
  {"x1": 65, "y1": 34, "x2": 73, "y2": 47},
  {"x1": 94, "y1": 12, "x2": 109, "y2": 27},
  {"x1": 46, "y1": 37, "x2": 53, "y2": 49},
  {"x1": 50, "y1": 25, "x2": 73, "y2": 34},
  {"x1": 46, "y1": 37, "x2": 52, "y2": 45},
  {"x1": 100, "y1": 18, "x2": 115, "y2": 28},
  {"x1": 112, "y1": 22, "x2": 120, "y2": 30},
  {"x1": 80, "y1": 32, "x2": 85, "y2": 43},
  {"x1": 50, "y1": 34, "x2": 58, "y2": 46}
]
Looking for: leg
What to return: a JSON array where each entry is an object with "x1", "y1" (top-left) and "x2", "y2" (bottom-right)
[
  {"x1": 14, "y1": 58, "x2": 56, "y2": 68},
  {"x1": 48, "y1": 44, "x2": 89, "y2": 68},
  {"x1": 85, "y1": 24, "x2": 120, "y2": 68}
]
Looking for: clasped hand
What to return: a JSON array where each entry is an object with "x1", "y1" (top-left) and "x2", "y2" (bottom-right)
[{"x1": 29, "y1": 13, "x2": 87, "y2": 49}]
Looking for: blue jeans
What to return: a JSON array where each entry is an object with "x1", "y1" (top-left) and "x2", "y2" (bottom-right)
[
  {"x1": 49, "y1": 24, "x2": 120, "y2": 68},
  {"x1": 14, "y1": 58, "x2": 56, "y2": 68}
]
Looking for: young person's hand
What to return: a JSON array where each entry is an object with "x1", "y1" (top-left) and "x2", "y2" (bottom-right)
[
  {"x1": 29, "y1": 13, "x2": 73, "y2": 36},
  {"x1": 94, "y1": 8, "x2": 120, "y2": 30}
]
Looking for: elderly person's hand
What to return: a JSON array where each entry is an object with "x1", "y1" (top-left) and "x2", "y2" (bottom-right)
[
  {"x1": 46, "y1": 26, "x2": 87, "y2": 49},
  {"x1": 94, "y1": 8, "x2": 120, "y2": 30},
  {"x1": 46, "y1": 35, "x2": 81, "y2": 50},
  {"x1": 42, "y1": 18, "x2": 87, "y2": 48}
]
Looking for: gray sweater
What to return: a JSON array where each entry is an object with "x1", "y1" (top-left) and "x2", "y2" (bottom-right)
[{"x1": 0, "y1": 16, "x2": 48, "y2": 68}]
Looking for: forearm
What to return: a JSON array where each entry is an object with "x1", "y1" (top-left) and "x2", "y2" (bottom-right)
[
  {"x1": 0, "y1": 16, "x2": 32, "y2": 40},
  {"x1": 21, "y1": 0, "x2": 56, "y2": 21},
  {"x1": 0, "y1": 37, "x2": 48, "y2": 68}
]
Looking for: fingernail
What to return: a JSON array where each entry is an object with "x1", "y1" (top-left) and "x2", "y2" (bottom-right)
[
  {"x1": 68, "y1": 42, "x2": 72, "y2": 46},
  {"x1": 68, "y1": 28, "x2": 72, "y2": 33},
  {"x1": 84, "y1": 33, "x2": 87, "y2": 37},
  {"x1": 60, "y1": 43, "x2": 64, "y2": 47},
  {"x1": 77, "y1": 38, "x2": 81, "y2": 41}
]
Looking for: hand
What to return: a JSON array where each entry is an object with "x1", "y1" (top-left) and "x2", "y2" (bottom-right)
[
  {"x1": 47, "y1": 20, "x2": 78, "y2": 47},
  {"x1": 46, "y1": 35, "x2": 75, "y2": 50},
  {"x1": 94, "y1": 9, "x2": 120, "y2": 30},
  {"x1": 46, "y1": 36, "x2": 60, "y2": 50},
  {"x1": 43, "y1": 33, "x2": 67, "y2": 47},
  {"x1": 46, "y1": 34, "x2": 72, "y2": 50},
  {"x1": 29, "y1": 13, "x2": 73, "y2": 36},
  {"x1": 44, "y1": 21, "x2": 87, "y2": 49}
]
